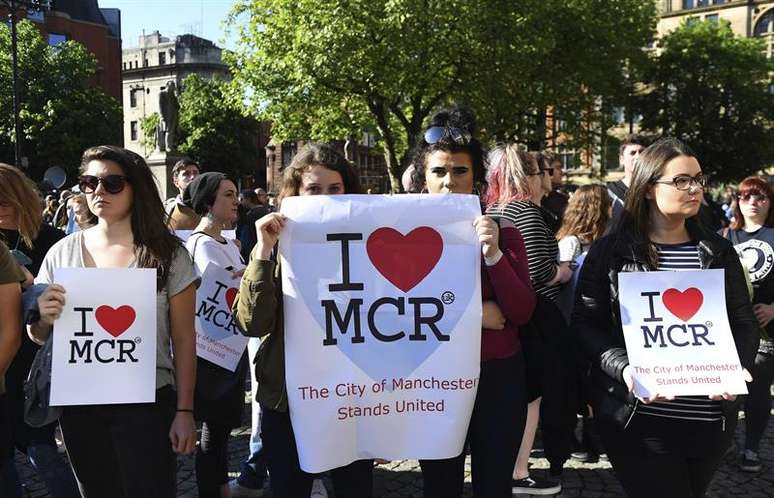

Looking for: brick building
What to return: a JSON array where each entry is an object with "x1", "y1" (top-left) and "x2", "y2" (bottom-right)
[{"x1": 1, "y1": 0, "x2": 123, "y2": 102}]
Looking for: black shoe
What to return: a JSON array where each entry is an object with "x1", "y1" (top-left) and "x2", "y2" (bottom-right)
[
  {"x1": 740, "y1": 450, "x2": 762, "y2": 473},
  {"x1": 512, "y1": 476, "x2": 562, "y2": 495},
  {"x1": 570, "y1": 451, "x2": 599, "y2": 463}
]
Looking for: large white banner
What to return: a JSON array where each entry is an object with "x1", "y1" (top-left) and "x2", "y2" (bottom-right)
[
  {"x1": 195, "y1": 262, "x2": 249, "y2": 371},
  {"x1": 51, "y1": 268, "x2": 157, "y2": 406},
  {"x1": 618, "y1": 269, "x2": 748, "y2": 399},
  {"x1": 280, "y1": 194, "x2": 482, "y2": 473}
]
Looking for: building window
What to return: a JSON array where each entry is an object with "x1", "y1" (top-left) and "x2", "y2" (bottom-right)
[
  {"x1": 122, "y1": 62, "x2": 126, "y2": 70},
  {"x1": 755, "y1": 10, "x2": 774, "y2": 36},
  {"x1": 158, "y1": 52, "x2": 166, "y2": 65},
  {"x1": 686, "y1": 16, "x2": 700, "y2": 26},
  {"x1": 48, "y1": 33, "x2": 67, "y2": 46},
  {"x1": 281, "y1": 143, "x2": 298, "y2": 167},
  {"x1": 143, "y1": 59, "x2": 148, "y2": 67},
  {"x1": 130, "y1": 121, "x2": 138, "y2": 141},
  {"x1": 130, "y1": 89, "x2": 138, "y2": 108},
  {"x1": 706, "y1": 14, "x2": 719, "y2": 23}
]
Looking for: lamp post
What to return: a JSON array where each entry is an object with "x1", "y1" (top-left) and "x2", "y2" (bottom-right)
[{"x1": 1, "y1": 0, "x2": 49, "y2": 168}]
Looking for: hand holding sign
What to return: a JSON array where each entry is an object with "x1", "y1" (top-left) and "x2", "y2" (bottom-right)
[
  {"x1": 255, "y1": 213, "x2": 287, "y2": 260},
  {"x1": 37, "y1": 284, "x2": 67, "y2": 327},
  {"x1": 473, "y1": 216, "x2": 500, "y2": 259}
]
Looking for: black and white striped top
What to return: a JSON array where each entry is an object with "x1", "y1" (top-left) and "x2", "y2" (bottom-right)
[
  {"x1": 636, "y1": 242, "x2": 723, "y2": 423},
  {"x1": 487, "y1": 201, "x2": 561, "y2": 301}
]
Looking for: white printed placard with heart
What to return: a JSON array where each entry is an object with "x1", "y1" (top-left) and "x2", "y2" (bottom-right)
[
  {"x1": 279, "y1": 194, "x2": 482, "y2": 473},
  {"x1": 194, "y1": 262, "x2": 249, "y2": 371},
  {"x1": 618, "y1": 269, "x2": 748, "y2": 399},
  {"x1": 51, "y1": 268, "x2": 157, "y2": 406}
]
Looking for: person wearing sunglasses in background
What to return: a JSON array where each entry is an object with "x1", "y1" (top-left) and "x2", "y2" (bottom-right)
[
  {"x1": 531, "y1": 152, "x2": 562, "y2": 233},
  {"x1": 0, "y1": 164, "x2": 78, "y2": 498},
  {"x1": 0, "y1": 241, "x2": 24, "y2": 497},
  {"x1": 721, "y1": 176, "x2": 774, "y2": 474},
  {"x1": 28, "y1": 146, "x2": 199, "y2": 497},
  {"x1": 573, "y1": 139, "x2": 759, "y2": 498}
]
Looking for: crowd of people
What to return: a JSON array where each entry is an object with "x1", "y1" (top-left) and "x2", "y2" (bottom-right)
[{"x1": 0, "y1": 104, "x2": 770, "y2": 498}]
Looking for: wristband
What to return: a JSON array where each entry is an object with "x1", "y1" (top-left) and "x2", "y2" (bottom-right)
[{"x1": 176, "y1": 409, "x2": 193, "y2": 413}]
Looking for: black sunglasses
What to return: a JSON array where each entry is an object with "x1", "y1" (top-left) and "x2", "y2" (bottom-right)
[
  {"x1": 540, "y1": 167, "x2": 554, "y2": 176},
  {"x1": 78, "y1": 175, "x2": 129, "y2": 194},
  {"x1": 424, "y1": 126, "x2": 472, "y2": 145}
]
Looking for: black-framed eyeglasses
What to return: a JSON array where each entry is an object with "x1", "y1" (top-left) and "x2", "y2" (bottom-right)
[
  {"x1": 737, "y1": 193, "x2": 769, "y2": 203},
  {"x1": 652, "y1": 174, "x2": 708, "y2": 191},
  {"x1": 78, "y1": 175, "x2": 129, "y2": 195},
  {"x1": 424, "y1": 126, "x2": 472, "y2": 146},
  {"x1": 540, "y1": 167, "x2": 554, "y2": 176}
]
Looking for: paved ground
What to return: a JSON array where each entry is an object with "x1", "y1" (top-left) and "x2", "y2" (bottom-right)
[{"x1": 15, "y1": 397, "x2": 774, "y2": 497}]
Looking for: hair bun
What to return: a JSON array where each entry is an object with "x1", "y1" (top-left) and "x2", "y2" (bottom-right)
[{"x1": 428, "y1": 104, "x2": 477, "y2": 137}]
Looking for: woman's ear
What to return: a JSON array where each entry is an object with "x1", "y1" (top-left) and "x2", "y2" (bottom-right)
[{"x1": 644, "y1": 184, "x2": 655, "y2": 200}]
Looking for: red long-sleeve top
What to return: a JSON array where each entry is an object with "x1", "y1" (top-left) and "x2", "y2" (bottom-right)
[{"x1": 480, "y1": 225, "x2": 536, "y2": 361}]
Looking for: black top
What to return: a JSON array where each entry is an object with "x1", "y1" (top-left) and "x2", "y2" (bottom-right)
[
  {"x1": 724, "y1": 226, "x2": 774, "y2": 337},
  {"x1": 0, "y1": 224, "x2": 65, "y2": 276}
]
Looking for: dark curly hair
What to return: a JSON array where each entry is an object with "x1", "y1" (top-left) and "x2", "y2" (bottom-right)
[{"x1": 409, "y1": 105, "x2": 485, "y2": 193}]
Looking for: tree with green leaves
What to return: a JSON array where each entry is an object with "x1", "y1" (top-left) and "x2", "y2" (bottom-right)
[
  {"x1": 177, "y1": 74, "x2": 262, "y2": 179},
  {"x1": 227, "y1": 0, "x2": 656, "y2": 190},
  {"x1": 637, "y1": 20, "x2": 774, "y2": 182},
  {"x1": 0, "y1": 20, "x2": 122, "y2": 180}
]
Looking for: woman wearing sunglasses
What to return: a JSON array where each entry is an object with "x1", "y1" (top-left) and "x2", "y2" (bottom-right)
[
  {"x1": 29, "y1": 145, "x2": 199, "y2": 497},
  {"x1": 721, "y1": 176, "x2": 774, "y2": 474},
  {"x1": 232, "y1": 143, "x2": 373, "y2": 498},
  {"x1": 410, "y1": 106, "x2": 536, "y2": 498},
  {"x1": 572, "y1": 139, "x2": 759, "y2": 497}
]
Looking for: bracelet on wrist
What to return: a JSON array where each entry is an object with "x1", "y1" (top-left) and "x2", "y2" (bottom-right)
[{"x1": 176, "y1": 408, "x2": 193, "y2": 413}]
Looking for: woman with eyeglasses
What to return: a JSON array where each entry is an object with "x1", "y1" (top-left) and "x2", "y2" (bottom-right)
[
  {"x1": 572, "y1": 138, "x2": 759, "y2": 497},
  {"x1": 0, "y1": 164, "x2": 79, "y2": 498},
  {"x1": 484, "y1": 144, "x2": 569, "y2": 496},
  {"x1": 720, "y1": 176, "x2": 774, "y2": 474},
  {"x1": 410, "y1": 106, "x2": 536, "y2": 498},
  {"x1": 232, "y1": 143, "x2": 373, "y2": 498},
  {"x1": 29, "y1": 146, "x2": 199, "y2": 497}
]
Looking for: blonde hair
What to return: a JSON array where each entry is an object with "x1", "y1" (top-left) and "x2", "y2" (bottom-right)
[
  {"x1": 556, "y1": 184, "x2": 610, "y2": 243},
  {"x1": 484, "y1": 143, "x2": 537, "y2": 209},
  {"x1": 0, "y1": 163, "x2": 43, "y2": 247}
]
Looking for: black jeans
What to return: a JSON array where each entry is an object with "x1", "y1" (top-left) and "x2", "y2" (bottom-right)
[
  {"x1": 196, "y1": 421, "x2": 231, "y2": 498},
  {"x1": 58, "y1": 386, "x2": 177, "y2": 498},
  {"x1": 744, "y1": 351, "x2": 774, "y2": 452},
  {"x1": 420, "y1": 353, "x2": 528, "y2": 498},
  {"x1": 261, "y1": 407, "x2": 373, "y2": 498},
  {"x1": 598, "y1": 414, "x2": 732, "y2": 498}
]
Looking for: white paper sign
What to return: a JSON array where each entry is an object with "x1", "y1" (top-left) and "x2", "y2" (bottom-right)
[
  {"x1": 618, "y1": 269, "x2": 748, "y2": 398},
  {"x1": 51, "y1": 268, "x2": 157, "y2": 406},
  {"x1": 280, "y1": 194, "x2": 482, "y2": 473},
  {"x1": 194, "y1": 262, "x2": 249, "y2": 371}
]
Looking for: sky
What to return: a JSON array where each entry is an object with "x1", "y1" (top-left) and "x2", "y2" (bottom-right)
[{"x1": 98, "y1": 0, "x2": 242, "y2": 49}]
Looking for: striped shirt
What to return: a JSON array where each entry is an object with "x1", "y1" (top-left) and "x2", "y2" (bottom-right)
[
  {"x1": 487, "y1": 201, "x2": 561, "y2": 301},
  {"x1": 636, "y1": 242, "x2": 723, "y2": 423}
]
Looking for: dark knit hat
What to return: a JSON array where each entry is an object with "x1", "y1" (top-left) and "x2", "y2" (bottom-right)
[{"x1": 182, "y1": 172, "x2": 226, "y2": 215}]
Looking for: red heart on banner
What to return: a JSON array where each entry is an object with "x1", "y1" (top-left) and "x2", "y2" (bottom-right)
[
  {"x1": 95, "y1": 305, "x2": 136, "y2": 338},
  {"x1": 662, "y1": 288, "x2": 703, "y2": 322},
  {"x1": 225, "y1": 288, "x2": 238, "y2": 310},
  {"x1": 366, "y1": 227, "x2": 443, "y2": 292}
]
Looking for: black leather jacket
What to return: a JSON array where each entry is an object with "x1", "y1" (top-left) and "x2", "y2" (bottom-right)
[{"x1": 571, "y1": 221, "x2": 761, "y2": 429}]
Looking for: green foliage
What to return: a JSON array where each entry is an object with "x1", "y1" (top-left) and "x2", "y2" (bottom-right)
[
  {"x1": 0, "y1": 20, "x2": 122, "y2": 180},
  {"x1": 227, "y1": 0, "x2": 657, "y2": 190},
  {"x1": 177, "y1": 74, "x2": 261, "y2": 178},
  {"x1": 637, "y1": 20, "x2": 774, "y2": 182},
  {"x1": 140, "y1": 112, "x2": 159, "y2": 150}
]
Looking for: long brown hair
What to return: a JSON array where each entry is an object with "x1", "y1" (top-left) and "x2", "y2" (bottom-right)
[
  {"x1": 0, "y1": 163, "x2": 43, "y2": 247},
  {"x1": 556, "y1": 184, "x2": 610, "y2": 243},
  {"x1": 278, "y1": 143, "x2": 361, "y2": 205},
  {"x1": 730, "y1": 176, "x2": 774, "y2": 230},
  {"x1": 81, "y1": 146, "x2": 181, "y2": 289},
  {"x1": 619, "y1": 137, "x2": 698, "y2": 265}
]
